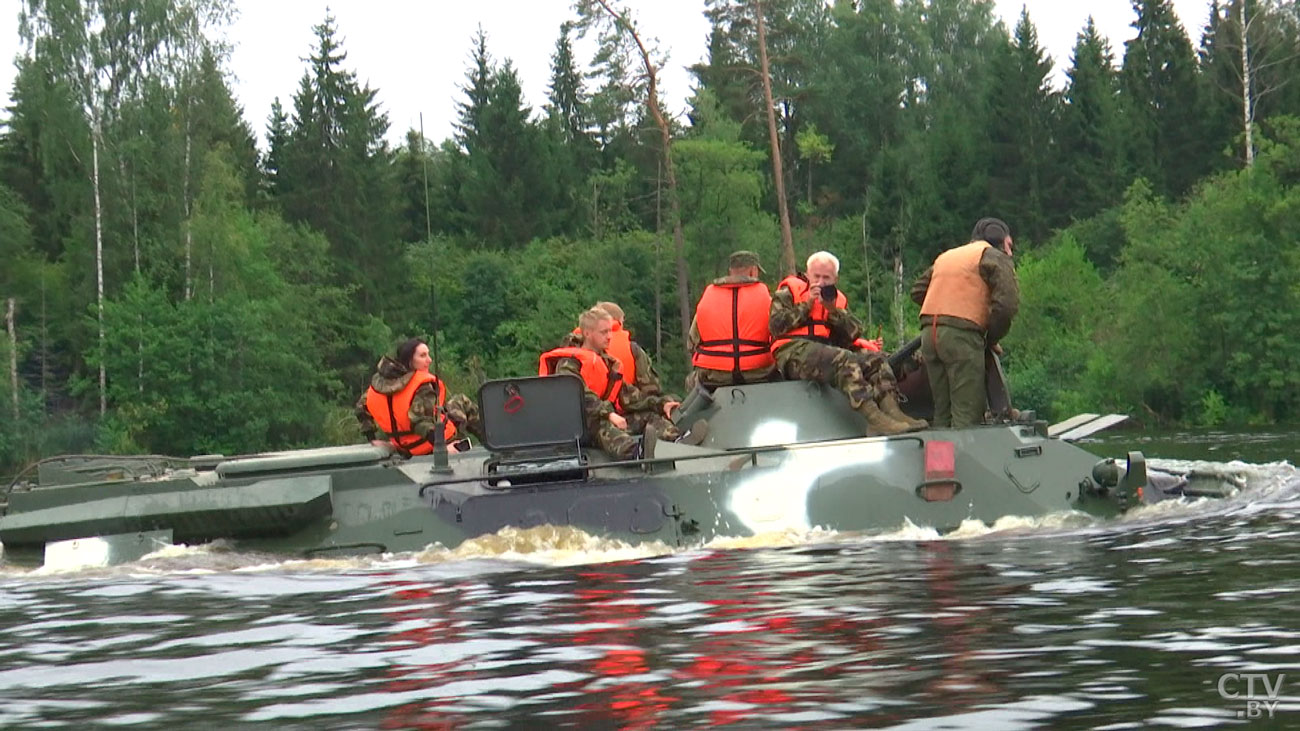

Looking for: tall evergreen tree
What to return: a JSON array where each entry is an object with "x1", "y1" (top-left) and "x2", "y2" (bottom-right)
[
  {"x1": 449, "y1": 31, "x2": 562, "y2": 246},
  {"x1": 1120, "y1": 0, "x2": 1205, "y2": 196},
  {"x1": 273, "y1": 13, "x2": 401, "y2": 316},
  {"x1": 543, "y1": 22, "x2": 594, "y2": 236},
  {"x1": 1061, "y1": 17, "x2": 1129, "y2": 225},
  {"x1": 987, "y1": 8, "x2": 1060, "y2": 244}
]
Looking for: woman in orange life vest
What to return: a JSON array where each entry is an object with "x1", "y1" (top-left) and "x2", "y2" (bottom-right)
[{"x1": 355, "y1": 337, "x2": 463, "y2": 456}]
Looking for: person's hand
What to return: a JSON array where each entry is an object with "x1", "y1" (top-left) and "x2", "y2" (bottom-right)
[
  {"x1": 991, "y1": 343, "x2": 1004, "y2": 356},
  {"x1": 369, "y1": 439, "x2": 389, "y2": 448},
  {"x1": 447, "y1": 440, "x2": 462, "y2": 454},
  {"x1": 808, "y1": 284, "x2": 823, "y2": 302},
  {"x1": 663, "y1": 401, "x2": 680, "y2": 418},
  {"x1": 609, "y1": 412, "x2": 628, "y2": 430}
]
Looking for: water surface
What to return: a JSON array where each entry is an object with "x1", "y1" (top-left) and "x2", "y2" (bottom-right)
[{"x1": 2, "y1": 432, "x2": 1299, "y2": 728}]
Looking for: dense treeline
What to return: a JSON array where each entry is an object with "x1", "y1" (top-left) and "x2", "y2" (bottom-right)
[{"x1": 3, "y1": 0, "x2": 1300, "y2": 472}]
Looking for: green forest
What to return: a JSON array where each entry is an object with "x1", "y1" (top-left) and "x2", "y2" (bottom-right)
[{"x1": 3, "y1": 0, "x2": 1300, "y2": 473}]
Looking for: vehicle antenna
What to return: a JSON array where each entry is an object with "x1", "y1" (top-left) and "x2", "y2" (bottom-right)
[{"x1": 420, "y1": 113, "x2": 450, "y2": 471}]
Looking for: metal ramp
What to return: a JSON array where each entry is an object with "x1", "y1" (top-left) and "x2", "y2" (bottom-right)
[{"x1": 1050, "y1": 413, "x2": 1129, "y2": 441}]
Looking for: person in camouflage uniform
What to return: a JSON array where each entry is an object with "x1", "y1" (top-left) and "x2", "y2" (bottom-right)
[
  {"x1": 686, "y1": 250, "x2": 779, "y2": 390},
  {"x1": 560, "y1": 303, "x2": 685, "y2": 442},
  {"x1": 543, "y1": 309, "x2": 656, "y2": 459},
  {"x1": 355, "y1": 338, "x2": 483, "y2": 452},
  {"x1": 770, "y1": 251, "x2": 927, "y2": 435}
]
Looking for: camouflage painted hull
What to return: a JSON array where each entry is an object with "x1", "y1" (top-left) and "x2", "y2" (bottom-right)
[{"x1": 0, "y1": 379, "x2": 1163, "y2": 567}]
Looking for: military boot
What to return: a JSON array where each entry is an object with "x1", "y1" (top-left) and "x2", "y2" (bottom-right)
[
  {"x1": 858, "y1": 400, "x2": 912, "y2": 436},
  {"x1": 879, "y1": 393, "x2": 928, "y2": 431}
]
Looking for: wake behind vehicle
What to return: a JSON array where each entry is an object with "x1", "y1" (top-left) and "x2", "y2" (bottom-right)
[{"x1": 0, "y1": 357, "x2": 1234, "y2": 569}]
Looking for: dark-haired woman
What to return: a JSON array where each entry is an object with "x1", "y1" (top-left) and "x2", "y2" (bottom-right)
[{"x1": 355, "y1": 338, "x2": 479, "y2": 455}]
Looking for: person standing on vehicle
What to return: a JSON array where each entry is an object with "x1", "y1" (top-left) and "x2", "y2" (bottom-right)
[{"x1": 911, "y1": 217, "x2": 1020, "y2": 428}]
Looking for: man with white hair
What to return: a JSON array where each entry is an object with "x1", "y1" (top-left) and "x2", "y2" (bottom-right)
[{"x1": 769, "y1": 251, "x2": 927, "y2": 436}]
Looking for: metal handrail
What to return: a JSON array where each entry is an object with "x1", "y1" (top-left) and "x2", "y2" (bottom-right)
[{"x1": 416, "y1": 433, "x2": 927, "y2": 494}]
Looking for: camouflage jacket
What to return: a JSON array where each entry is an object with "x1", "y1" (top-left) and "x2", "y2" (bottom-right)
[
  {"x1": 354, "y1": 357, "x2": 442, "y2": 441},
  {"x1": 553, "y1": 357, "x2": 673, "y2": 428},
  {"x1": 558, "y1": 333, "x2": 679, "y2": 410},
  {"x1": 911, "y1": 243, "x2": 1019, "y2": 344},
  {"x1": 769, "y1": 285, "x2": 863, "y2": 350}
]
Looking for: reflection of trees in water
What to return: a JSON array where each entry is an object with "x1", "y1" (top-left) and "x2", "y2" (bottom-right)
[
  {"x1": 361, "y1": 543, "x2": 1021, "y2": 727},
  {"x1": 377, "y1": 578, "x2": 474, "y2": 729}
]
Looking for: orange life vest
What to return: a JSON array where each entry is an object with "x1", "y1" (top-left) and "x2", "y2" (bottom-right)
[
  {"x1": 539, "y1": 346, "x2": 624, "y2": 408},
  {"x1": 364, "y1": 370, "x2": 455, "y2": 455},
  {"x1": 770, "y1": 274, "x2": 849, "y2": 353},
  {"x1": 692, "y1": 281, "x2": 775, "y2": 376},
  {"x1": 853, "y1": 337, "x2": 882, "y2": 353},
  {"x1": 573, "y1": 323, "x2": 637, "y2": 385},
  {"x1": 920, "y1": 241, "x2": 993, "y2": 329}
]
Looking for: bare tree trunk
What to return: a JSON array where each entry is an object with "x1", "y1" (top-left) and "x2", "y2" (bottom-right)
[
  {"x1": 655, "y1": 158, "x2": 663, "y2": 357},
  {"x1": 892, "y1": 252, "x2": 905, "y2": 348},
  {"x1": 183, "y1": 120, "x2": 194, "y2": 299},
  {"x1": 40, "y1": 272, "x2": 47, "y2": 404},
  {"x1": 755, "y1": 0, "x2": 795, "y2": 276},
  {"x1": 1241, "y1": 1, "x2": 1255, "y2": 167},
  {"x1": 92, "y1": 120, "x2": 106, "y2": 416},
  {"x1": 594, "y1": 0, "x2": 692, "y2": 351},
  {"x1": 131, "y1": 164, "x2": 143, "y2": 393},
  {"x1": 6, "y1": 297, "x2": 17, "y2": 422},
  {"x1": 860, "y1": 203, "x2": 872, "y2": 328}
]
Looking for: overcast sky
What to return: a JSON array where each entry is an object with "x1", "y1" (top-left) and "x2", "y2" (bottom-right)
[{"x1": 1, "y1": 1, "x2": 1212, "y2": 149}]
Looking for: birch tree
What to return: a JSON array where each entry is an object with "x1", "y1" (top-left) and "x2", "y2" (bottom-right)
[{"x1": 18, "y1": 0, "x2": 232, "y2": 414}]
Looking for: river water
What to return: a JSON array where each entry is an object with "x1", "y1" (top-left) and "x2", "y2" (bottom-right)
[{"x1": 2, "y1": 431, "x2": 1299, "y2": 729}]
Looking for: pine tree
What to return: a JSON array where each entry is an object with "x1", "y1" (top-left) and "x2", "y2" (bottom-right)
[
  {"x1": 1061, "y1": 17, "x2": 1129, "y2": 224},
  {"x1": 987, "y1": 8, "x2": 1060, "y2": 244},
  {"x1": 274, "y1": 13, "x2": 401, "y2": 315},
  {"x1": 1120, "y1": 0, "x2": 1205, "y2": 196}
]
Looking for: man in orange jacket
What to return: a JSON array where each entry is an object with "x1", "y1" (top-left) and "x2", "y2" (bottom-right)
[
  {"x1": 687, "y1": 250, "x2": 777, "y2": 389},
  {"x1": 911, "y1": 217, "x2": 1020, "y2": 427},
  {"x1": 541, "y1": 308, "x2": 684, "y2": 459}
]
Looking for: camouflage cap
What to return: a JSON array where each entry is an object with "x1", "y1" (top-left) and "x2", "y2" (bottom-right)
[{"x1": 728, "y1": 250, "x2": 766, "y2": 274}]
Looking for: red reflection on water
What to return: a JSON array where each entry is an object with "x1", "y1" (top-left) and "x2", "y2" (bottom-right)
[
  {"x1": 375, "y1": 579, "x2": 474, "y2": 729},
  {"x1": 566, "y1": 571, "x2": 678, "y2": 729}
]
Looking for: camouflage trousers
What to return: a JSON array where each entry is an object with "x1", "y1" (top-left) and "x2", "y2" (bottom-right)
[
  {"x1": 586, "y1": 409, "x2": 679, "y2": 460},
  {"x1": 773, "y1": 340, "x2": 898, "y2": 410},
  {"x1": 444, "y1": 393, "x2": 485, "y2": 443},
  {"x1": 624, "y1": 410, "x2": 681, "y2": 441},
  {"x1": 590, "y1": 418, "x2": 642, "y2": 460}
]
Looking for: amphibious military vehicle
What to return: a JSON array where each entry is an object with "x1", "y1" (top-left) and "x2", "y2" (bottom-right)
[{"x1": 0, "y1": 351, "x2": 1234, "y2": 568}]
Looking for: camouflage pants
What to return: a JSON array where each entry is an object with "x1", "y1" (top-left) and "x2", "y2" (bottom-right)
[
  {"x1": 590, "y1": 418, "x2": 642, "y2": 460},
  {"x1": 444, "y1": 393, "x2": 485, "y2": 443},
  {"x1": 774, "y1": 340, "x2": 898, "y2": 410},
  {"x1": 623, "y1": 410, "x2": 682, "y2": 441}
]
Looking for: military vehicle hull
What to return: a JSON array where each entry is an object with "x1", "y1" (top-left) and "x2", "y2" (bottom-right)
[{"x1": 0, "y1": 378, "x2": 1203, "y2": 568}]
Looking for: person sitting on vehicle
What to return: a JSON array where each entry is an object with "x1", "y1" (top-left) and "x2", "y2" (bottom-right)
[
  {"x1": 687, "y1": 250, "x2": 777, "y2": 390},
  {"x1": 770, "y1": 251, "x2": 927, "y2": 436},
  {"x1": 540, "y1": 308, "x2": 659, "y2": 460},
  {"x1": 562, "y1": 300, "x2": 684, "y2": 437},
  {"x1": 355, "y1": 338, "x2": 482, "y2": 455},
  {"x1": 911, "y1": 217, "x2": 1019, "y2": 428}
]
